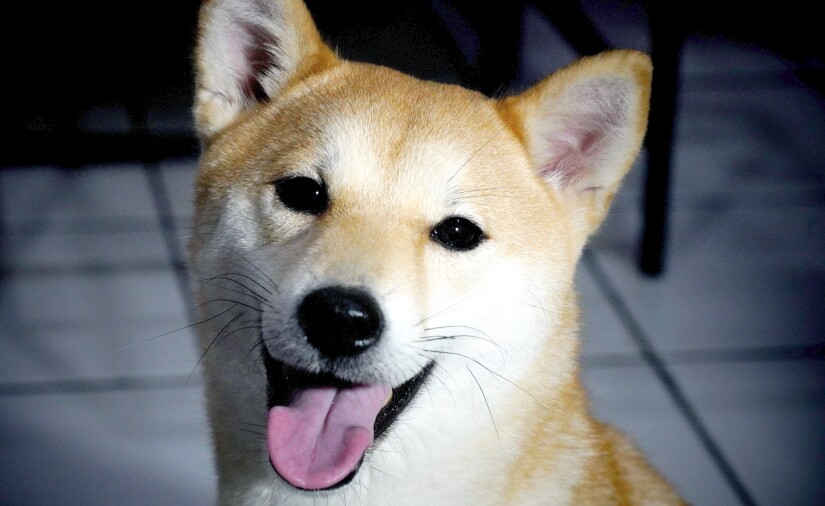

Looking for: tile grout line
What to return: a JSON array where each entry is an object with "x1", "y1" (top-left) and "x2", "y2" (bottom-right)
[
  {"x1": 4, "y1": 217, "x2": 163, "y2": 235},
  {"x1": 142, "y1": 158, "x2": 211, "y2": 394},
  {"x1": 582, "y1": 249, "x2": 758, "y2": 506},
  {"x1": 0, "y1": 375, "x2": 201, "y2": 397},
  {"x1": 2, "y1": 261, "x2": 176, "y2": 278},
  {"x1": 143, "y1": 163, "x2": 195, "y2": 318},
  {"x1": 583, "y1": 343, "x2": 825, "y2": 368}
]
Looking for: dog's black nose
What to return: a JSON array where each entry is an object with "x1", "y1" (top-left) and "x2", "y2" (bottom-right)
[{"x1": 297, "y1": 287, "x2": 383, "y2": 357}]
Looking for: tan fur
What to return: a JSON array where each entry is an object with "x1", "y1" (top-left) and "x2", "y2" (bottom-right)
[{"x1": 189, "y1": 0, "x2": 684, "y2": 504}]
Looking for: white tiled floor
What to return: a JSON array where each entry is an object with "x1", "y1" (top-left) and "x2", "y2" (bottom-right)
[
  {"x1": 2, "y1": 6, "x2": 824, "y2": 506},
  {"x1": 0, "y1": 389, "x2": 213, "y2": 505},
  {"x1": 671, "y1": 361, "x2": 825, "y2": 506}
]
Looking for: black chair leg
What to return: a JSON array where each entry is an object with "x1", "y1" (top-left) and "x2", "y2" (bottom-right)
[{"x1": 639, "y1": 5, "x2": 683, "y2": 277}]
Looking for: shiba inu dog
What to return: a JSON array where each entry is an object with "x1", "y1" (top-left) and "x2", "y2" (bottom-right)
[{"x1": 188, "y1": 0, "x2": 683, "y2": 503}]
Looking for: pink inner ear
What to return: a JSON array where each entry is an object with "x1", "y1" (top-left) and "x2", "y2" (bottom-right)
[
  {"x1": 537, "y1": 79, "x2": 630, "y2": 188},
  {"x1": 539, "y1": 121, "x2": 607, "y2": 186},
  {"x1": 224, "y1": 21, "x2": 279, "y2": 103}
]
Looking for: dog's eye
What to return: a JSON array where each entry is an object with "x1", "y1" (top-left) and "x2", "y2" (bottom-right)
[
  {"x1": 274, "y1": 176, "x2": 328, "y2": 215},
  {"x1": 431, "y1": 216, "x2": 486, "y2": 252}
]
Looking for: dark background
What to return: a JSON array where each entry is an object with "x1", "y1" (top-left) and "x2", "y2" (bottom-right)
[{"x1": 4, "y1": 1, "x2": 823, "y2": 167}]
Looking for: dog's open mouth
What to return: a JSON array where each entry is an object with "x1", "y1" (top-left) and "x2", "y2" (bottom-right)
[{"x1": 263, "y1": 350, "x2": 433, "y2": 491}]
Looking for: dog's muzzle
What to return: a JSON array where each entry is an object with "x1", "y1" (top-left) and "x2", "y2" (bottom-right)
[{"x1": 264, "y1": 285, "x2": 432, "y2": 491}]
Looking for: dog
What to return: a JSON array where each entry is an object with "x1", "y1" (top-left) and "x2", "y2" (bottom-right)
[{"x1": 188, "y1": 0, "x2": 683, "y2": 503}]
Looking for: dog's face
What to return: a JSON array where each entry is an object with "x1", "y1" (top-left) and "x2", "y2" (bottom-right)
[{"x1": 190, "y1": 0, "x2": 650, "y2": 501}]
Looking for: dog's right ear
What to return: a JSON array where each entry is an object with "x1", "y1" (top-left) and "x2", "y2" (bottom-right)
[{"x1": 194, "y1": 0, "x2": 337, "y2": 140}]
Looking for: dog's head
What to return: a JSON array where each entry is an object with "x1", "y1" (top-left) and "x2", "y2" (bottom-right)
[{"x1": 190, "y1": 0, "x2": 650, "y2": 498}]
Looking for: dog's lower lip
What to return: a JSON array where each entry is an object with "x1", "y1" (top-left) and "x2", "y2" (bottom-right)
[
  {"x1": 372, "y1": 362, "x2": 434, "y2": 443},
  {"x1": 262, "y1": 351, "x2": 433, "y2": 489},
  {"x1": 292, "y1": 460, "x2": 362, "y2": 492}
]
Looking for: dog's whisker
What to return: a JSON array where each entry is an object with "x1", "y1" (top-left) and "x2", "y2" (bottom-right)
[
  {"x1": 454, "y1": 193, "x2": 521, "y2": 201},
  {"x1": 423, "y1": 324, "x2": 492, "y2": 338},
  {"x1": 222, "y1": 324, "x2": 264, "y2": 341},
  {"x1": 447, "y1": 125, "x2": 507, "y2": 184},
  {"x1": 254, "y1": 363, "x2": 267, "y2": 384},
  {"x1": 414, "y1": 292, "x2": 482, "y2": 328},
  {"x1": 420, "y1": 383, "x2": 437, "y2": 412},
  {"x1": 204, "y1": 271, "x2": 273, "y2": 299},
  {"x1": 187, "y1": 312, "x2": 244, "y2": 386},
  {"x1": 205, "y1": 271, "x2": 273, "y2": 297},
  {"x1": 386, "y1": 350, "x2": 433, "y2": 387},
  {"x1": 421, "y1": 349, "x2": 548, "y2": 411},
  {"x1": 381, "y1": 280, "x2": 413, "y2": 298},
  {"x1": 525, "y1": 302, "x2": 553, "y2": 315},
  {"x1": 203, "y1": 279, "x2": 272, "y2": 308},
  {"x1": 120, "y1": 306, "x2": 236, "y2": 351},
  {"x1": 367, "y1": 465, "x2": 397, "y2": 481},
  {"x1": 420, "y1": 324, "x2": 509, "y2": 361},
  {"x1": 246, "y1": 332, "x2": 267, "y2": 359},
  {"x1": 198, "y1": 298, "x2": 264, "y2": 313},
  {"x1": 352, "y1": 476, "x2": 367, "y2": 505},
  {"x1": 235, "y1": 318, "x2": 262, "y2": 328},
  {"x1": 526, "y1": 289, "x2": 553, "y2": 327},
  {"x1": 237, "y1": 427, "x2": 266, "y2": 438},
  {"x1": 419, "y1": 336, "x2": 508, "y2": 362},
  {"x1": 419, "y1": 334, "x2": 507, "y2": 356},
  {"x1": 466, "y1": 365, "x2": 502, "y2": 453},
  {"x1": 369, "y1": 447, "x2": 402, "y2": 454},
  {"x1": 296, "y1": 255, "x2": 322, "y2": 284},
  {"x1": 423, "y1": 360, "x2": 459, "y2": 410},
  {"x1": 455, "y1": 189, "x2": 520, "y2": 198},
  {"x1": 455, "y1": 185, "x2": 520, "y2": 193},
  {"x1": 219, "y1": 245, "x2": 280, "y2": 293}
]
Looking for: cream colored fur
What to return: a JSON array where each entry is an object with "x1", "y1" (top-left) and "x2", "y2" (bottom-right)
[{"x1": 189, "y1": 0, "x2": 684, "y2": 504}]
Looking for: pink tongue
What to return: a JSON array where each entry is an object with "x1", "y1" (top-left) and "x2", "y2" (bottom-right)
[{"x1": 267, "y1": 384, "x2": 391, "y2": 490}]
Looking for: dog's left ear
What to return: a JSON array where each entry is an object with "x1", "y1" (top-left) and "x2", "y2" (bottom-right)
[
  {"x1": 499, "y1": 50, "x2": 652, "y2": 245},
  {"x1": 194, "y1": 0, "x2": 337, "y2": 140}
]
